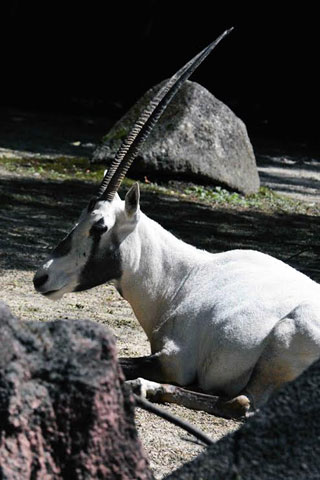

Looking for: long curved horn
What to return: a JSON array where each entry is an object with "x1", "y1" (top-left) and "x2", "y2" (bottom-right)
[{"x1": 97, "y1": 27, "x2": 233, "y2": 201}]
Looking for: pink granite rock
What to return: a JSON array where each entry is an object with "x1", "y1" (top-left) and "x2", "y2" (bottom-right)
[{"x1": 0, "y1": 302, "x2": 153, "y2": 480}]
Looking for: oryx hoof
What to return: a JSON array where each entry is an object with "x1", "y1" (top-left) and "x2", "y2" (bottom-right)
[
  {"x1": 126, "y1": 377, "x2": 164, "y2": 400},
  {"x1": 215, "y1": 394, "x2": 252, "y2": 419}
]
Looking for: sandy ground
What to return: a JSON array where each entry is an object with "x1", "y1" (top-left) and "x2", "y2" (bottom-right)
[
  {"x1": 0, "y1": 108, "x2": 320, "y2": 478},
  {"x1": 0, "y1": 270, "x2": 242, "y2": 477}
]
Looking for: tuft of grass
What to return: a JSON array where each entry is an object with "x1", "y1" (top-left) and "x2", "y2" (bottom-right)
[
  {"x1": 0, "y1": 155, "x2": 174, "y2": 193},
  {"x1": 1, "y1": 154, "x2": 319, "y2": 215},
  {"x1": 184, "y1": 185, "x2": 318, "y2": 215},
  {"x1": 0, "y1": 155, "x2": 107, "y2": 182}
]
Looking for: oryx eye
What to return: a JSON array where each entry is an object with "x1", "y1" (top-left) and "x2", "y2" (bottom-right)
[{"x1": 90, "y1": 219, "x2": 108, "y2": 236}]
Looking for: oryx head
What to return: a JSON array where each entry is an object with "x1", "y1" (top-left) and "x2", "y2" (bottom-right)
[{"x1": 33, "y1": 28, "x2": 233, "y2": 300}]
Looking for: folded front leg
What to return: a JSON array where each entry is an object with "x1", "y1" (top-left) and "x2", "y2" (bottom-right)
[
  {"x1": 119, "y1": 342, "x2": 196, "y2": 386},
  {"x1": 126, "y1": 377, "x2": 250, "y2": 419},
  {"x1": 119, "y1": 354, "x2": 166, "y2": 382},
  {"x1": 119, "y1": 353, "x2": 251, "y2": 418}
]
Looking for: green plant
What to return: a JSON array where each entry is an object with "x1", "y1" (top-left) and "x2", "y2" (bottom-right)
[{"x1": 184, "y1": 185, "x2": 311, "y2": 214}]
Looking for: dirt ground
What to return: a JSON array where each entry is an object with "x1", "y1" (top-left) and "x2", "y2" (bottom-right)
[{"x1": 1, "y1": 108, "x2": 320, "y2": 478}]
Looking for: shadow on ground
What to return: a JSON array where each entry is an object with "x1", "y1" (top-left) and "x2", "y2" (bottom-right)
[
  {"x1": 0, "y1": 108, "x2": 112, "y2": 158},
  {"x1": 1, "y1": 174, "x2": 320, "y2": 282}
]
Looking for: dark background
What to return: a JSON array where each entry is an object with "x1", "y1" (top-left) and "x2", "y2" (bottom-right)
[{"x1": 0, "y1": 1, "x2": 318, "y2": 147}]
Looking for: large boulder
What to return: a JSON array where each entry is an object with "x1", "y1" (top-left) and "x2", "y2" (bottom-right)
[
  {"x1": 0, "y1": 302, "x2": 153, "y2": 480},
  {"x1": 166, "y1": 356, "x2": 320, "y2": 479},
  {"x1": 92, "y1": 81, "x2": 260, "y2": 195}
]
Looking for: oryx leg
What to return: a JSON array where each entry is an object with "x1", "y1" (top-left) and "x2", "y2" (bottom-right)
[
  {"x1": 125, "y1": 377, "x2": 218, "y2": 412},
  {"x1": 120, "y1": 338, "x2": 253, "y2": 418},
  {"x1": 120, "y1": 354, "x2": 250, "y2": 419},
  {"x1": 120, "y1": 339, "x2": 197, "y2": 386},
  {"x1": 119, "y1": 354, "x2": 166, "y2": 382},
  {"x1": 121, "y1": 305, "x2": 320, "y2": 419},
  {"x1": 125, "y1": 376, "x2": 251, "y2": 418},
  {"x1": 242, "y1": 305, "x2": 320, "y2": 410},
  {"x1": 119, "y1": 350, "x2": 229, "y2": 417},
  {"x1": 208, "y1": 304, "x2": 320, "y2": 418}
]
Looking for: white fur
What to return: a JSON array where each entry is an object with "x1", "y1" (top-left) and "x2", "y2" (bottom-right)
[
  {"x1": 34, "y1": 189, "x2": 320, "y2": 406},
  {"x1": 115, "y1": 207, "x2": 320, "y2": 394}
]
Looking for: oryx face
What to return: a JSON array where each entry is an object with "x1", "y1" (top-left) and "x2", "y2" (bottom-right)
[
  {"x1": 32, "y1": 29, "x2": 231, "y2": 300},
  {"x1": 33, "y1": 186, "x2": 140, "y2": 300}
]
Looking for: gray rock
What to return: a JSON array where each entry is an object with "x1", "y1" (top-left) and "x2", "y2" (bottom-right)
[
  {"x1": 165, "y1": 357, "x2": 320, "y2": 480},
  {"x1": 0, "y1": 302, "x2": 153, "y2": 480},
  {"x1": 92, "y1": 81, "x2": 260, "y2": 195}
]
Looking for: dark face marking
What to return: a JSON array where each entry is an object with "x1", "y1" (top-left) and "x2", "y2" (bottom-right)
[
  {"x1": 89, "y1": 218, "x2": 108, "y2": 237},
  {"x1": 75, "y1": 232, "x2": 122, "y2": 292},
  {"x1": 87, "y1": 196, "x2": 99, "y2": 213},
  {"x1": 52, "y1": 216, "x2": 107, "y2": 260},
  {"x1": 51, "y1": 230, "x2": 74, "y2": 258}
]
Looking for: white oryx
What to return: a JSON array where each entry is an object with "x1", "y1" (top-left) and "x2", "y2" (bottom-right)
[{"x1": 34, "y1": 29, "x2": 320, "y2": 418}]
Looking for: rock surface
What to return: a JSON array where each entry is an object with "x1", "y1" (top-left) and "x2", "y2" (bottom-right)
[
  {"x1": 92, "y1": 81, "x2": 260, "y2": 195},
  {"x1": 166, "y1": 357, "x2": 320, "y2": 479},
  {"x1": 0, "y1": 302, "x2": 153, "y2": 480}
]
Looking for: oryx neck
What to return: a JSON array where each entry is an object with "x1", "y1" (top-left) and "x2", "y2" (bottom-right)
[{"x1": 116, "y1": 212, "x2": 202, "y2": 341}]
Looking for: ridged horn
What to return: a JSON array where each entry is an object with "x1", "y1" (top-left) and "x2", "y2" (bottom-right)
[{"x1": 97, "y1": 27, "x2": 234, "y2": 201}]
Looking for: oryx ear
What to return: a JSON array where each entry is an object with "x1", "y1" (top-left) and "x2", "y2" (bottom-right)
[{"x1": 125, "y1": 183, "x2": 140, "y2": 217}]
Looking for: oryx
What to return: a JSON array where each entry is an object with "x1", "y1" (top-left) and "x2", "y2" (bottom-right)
[{"x1": 33, "y1": 29, "x2": 320, "y2": 418}]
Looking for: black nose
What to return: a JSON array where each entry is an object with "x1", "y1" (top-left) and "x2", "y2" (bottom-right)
[{"x1": 33, "y1": 273, "x2": 49, "y2": 290}]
